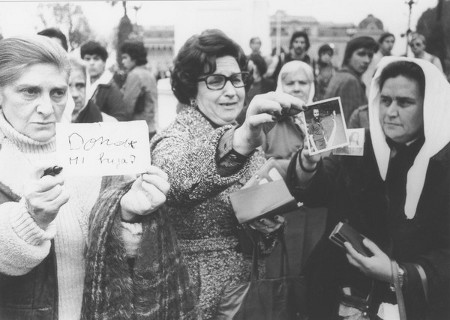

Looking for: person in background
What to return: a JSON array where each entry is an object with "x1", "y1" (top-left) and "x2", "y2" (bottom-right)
[
  {"x1": 0, "y1": 35, "x2": 197, "y2": 320},
  {"x1": 266, "y1": 31, "x2": 311, "y2": 86},
  {"x1": 263, "y1": 60, "x2": 313, "y2": 159},
  {"x1": 262, "y1": 60, "x2": 327, "y2": 279},
  {"x1": 362, "y1": 32, "x2": 396, "y2": 98},
  {"x1": 324, "y1": 36, "x2": 378, "y2": 123},
  {"x1": 38, "y1": 28, "x2": 74, "y2": 123},
  {"x1": 348, "y1": 104, "x2": 369, "y2": 129},
  {"x1": 287, "y1": 57, "x2": 450, "y2": 320},
  {"x1": 37, "y1": 27, "x2": 69, "y2": 52},
  {"x1": 80, "y1": 41, "x2": 128, "y2": 121},
  {"x1": 285, "y1": 31, "x2": 312, "y2": 65},
  {"x1": 237, "y1": 53, "x2": 276, "y2": 123},
  {"x1": 120, "y1": 40, "x2": 158, "y2": 139},
  {"x1": 68, "y1": 58, "x2": 116, "y2": 123},
  {"x1": 150, "y1": 29, "x2": 303, "y2": 319},
  {"x1": 314, "y1": 44, "x2": 336, "y2": 101},
  {"x1": 249, "y1": 36, "x2": 262, "y2": 56},
  {"x1": 409, "y1": 32, "x2": 443, "y2": 72}
]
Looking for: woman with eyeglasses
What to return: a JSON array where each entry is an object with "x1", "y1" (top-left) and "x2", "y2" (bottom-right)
[
  {"x1": 409, "y1": 33, "x2": 443, "y2": 72},
  {"x1": 150, "y1": 29, "x2": 305, "y2": 319}
]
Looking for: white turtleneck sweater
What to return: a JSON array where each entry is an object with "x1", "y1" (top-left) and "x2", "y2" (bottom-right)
[{"x1": 0, "y1": 112, "x2": 102, "y2": 320}]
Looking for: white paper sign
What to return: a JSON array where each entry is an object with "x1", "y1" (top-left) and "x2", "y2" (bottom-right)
[{"x1": 56, "y1": 121, "x2": 151, "y2": 177}]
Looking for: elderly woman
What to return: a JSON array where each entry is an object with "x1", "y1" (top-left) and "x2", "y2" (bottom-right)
[
  {"x1": 68, "y1": 58, "x2": 116, "y2": 123},
  {"x1": 262, "y1": 60, "x2": 314, "y2": 159},
  {"x1": 287, "y1": 57, "x2": 450, "y2": 319},
  {"x1": 0, "y1": 36, "x2": 197, "y2": 320},
  {"x1": 150, "y1": 29, "x2": 304, "y2": 319},
  {"x1": 261, "y1": 61, "x2": 327, "y2": 278}
]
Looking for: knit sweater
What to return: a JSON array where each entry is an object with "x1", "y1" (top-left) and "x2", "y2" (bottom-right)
[{"x1": 0, "y1": 112, "x2": 101, "y2": 320}]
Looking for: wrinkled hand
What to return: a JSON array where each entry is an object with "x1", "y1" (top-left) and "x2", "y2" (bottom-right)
[
  {"x1": 23, "y1": 166, "x2": 69, "y2": 229},
  {"x1": 249, "y1": 215, "x2": 285, "y2": 236},
  {"x1": 120, "y1": 166, "x2": 170, "y2": 221},
  {"x1": 233, "y1": 92, "x2": 306, "y2": 155},
  {"x1": 344, "y1": 238, "x2": 393, "y2": 283}
]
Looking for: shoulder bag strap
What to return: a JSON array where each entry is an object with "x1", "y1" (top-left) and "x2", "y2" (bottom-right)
[
  {"x1": 391, "y1": 260, "x2": 407, "y2": 320},
  {"x1": 414, "y1": 263, "x2": 429, "y2": 303}
]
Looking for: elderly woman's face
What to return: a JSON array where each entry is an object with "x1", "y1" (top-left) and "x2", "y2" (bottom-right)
[
  {"x1": 196, "y1": 56, "x2": 245, "y2": 126},
  {"x1": 281, "y1": 68, "x2": 312, "y2": 103},
  {"x1": 0, "y1": 63, "x2": 68, "y2": 142},
  {"x1": 69, "y1": 68, "x2": 86, "y2": 114},
  {"x1": 379, "y1": 75, "x2": 424, "y2": 144}
]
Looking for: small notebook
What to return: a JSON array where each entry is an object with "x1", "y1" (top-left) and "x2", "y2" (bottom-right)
[{"x1": 329, "y1": 222, "x2": 372, "y2": 257}]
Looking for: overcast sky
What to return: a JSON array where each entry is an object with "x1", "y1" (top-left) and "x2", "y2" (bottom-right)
[{"x1": 0, "y1": 0, "x2": 439, "y2": 55}]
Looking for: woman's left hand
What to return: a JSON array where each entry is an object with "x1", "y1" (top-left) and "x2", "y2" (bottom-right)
[
  {"x1": 249, "y1": 215, "x2": 285, "y2": 235},
  {"x1": 120, "y1": 166, "x2": 170, "y2": 221},
  {"x1": 344, "y1": 238, "x2": 393, "y2": 283}
]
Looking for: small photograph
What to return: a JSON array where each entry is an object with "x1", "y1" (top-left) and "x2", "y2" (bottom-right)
[
  {"x1": 334, "y1": 128, "x2": 365, "y2": 156},
  {"x1": 302, "y1": 97, "x2": 349, "y2": 155}
]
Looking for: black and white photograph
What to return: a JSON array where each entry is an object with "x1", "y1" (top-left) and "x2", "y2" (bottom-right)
[
  {"x1": 302, "y1": 97, "x2": 349, "y2": 155},
  {"x1": 334, "y1": 128, "x2": 365, "y2": 156},
  {"x1": 0, "y1": 1, "x2": 449, "y2": 319}
]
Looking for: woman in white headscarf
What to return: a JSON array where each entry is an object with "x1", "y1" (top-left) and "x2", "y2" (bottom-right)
[
  {"x1": 261, "y1": 60, "x2": 315, "y2": 159},
  {"x1": 287, "y1": 56, "x2": 450, "y2": 320}
]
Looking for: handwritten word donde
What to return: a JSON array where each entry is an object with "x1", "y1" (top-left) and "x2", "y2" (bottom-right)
[
  {"x1": 56, "y1": 121, "x2": 151, "y2": 177},
  {"x1": 68, "y1": 133, "x2": 138, "y2": 151}
]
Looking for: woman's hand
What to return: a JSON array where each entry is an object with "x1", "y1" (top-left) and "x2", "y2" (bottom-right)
[
  {"x1": 300, "y1": 143, "x2": 321, "y2": 171},
  {"x1": 120, "y1": 166, "x2": 170, "y2": 221},
  {"x1": 344, "y1": 238, "x2": 393, "y2": 283},
  {"x1": 23, "y1": 168, "x2": 70, "y2": 229},
  {"x1": 249, "y1": 215, "x2": 285, "y2": 235},
  {"x1": 233, "y1": 92, "x2": 305, "y2": 155}
]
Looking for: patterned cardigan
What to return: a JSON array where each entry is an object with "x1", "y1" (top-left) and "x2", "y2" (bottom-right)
[{"x1": 150, "y1": 106, "x2": 267, "y2": 319}]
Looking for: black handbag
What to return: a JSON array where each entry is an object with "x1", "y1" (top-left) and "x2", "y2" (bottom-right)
[{"x1": 216, "y1": 235, "x2": 307, "y2": 320}]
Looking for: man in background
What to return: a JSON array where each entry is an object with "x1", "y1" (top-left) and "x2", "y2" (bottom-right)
[
  {"x1": 37, "y1": 27, "x2": 68, "y2": 51},
  {"x1": 80, "y1": 41, "x2": 127, "y2": 121},
  {"x1": 362, "y1": 32, "x2": 395, "y2": 97},
  {"x1": 121, "y1": 40, "x2": 158, "y2": 139},
  {"x1": 324, "y1": 36, "x2": 378, "y2": 123}
]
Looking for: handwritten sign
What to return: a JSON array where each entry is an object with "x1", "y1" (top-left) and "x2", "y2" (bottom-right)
[{"x1": 56, "y1": 121, "x2": 151, "y2": 177}]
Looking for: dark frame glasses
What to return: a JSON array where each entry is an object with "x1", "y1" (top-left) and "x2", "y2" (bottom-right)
[{"x1": 197, "y1": 72, "x2": 250, "y2": 90}]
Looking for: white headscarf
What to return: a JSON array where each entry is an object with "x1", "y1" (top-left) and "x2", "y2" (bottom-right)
[
  {"x1": 276, "y1": 61, "x2": 315, "y2": 104},
  {"x1": 369, "y1": 56, "x2": 450, "y2": 219}
]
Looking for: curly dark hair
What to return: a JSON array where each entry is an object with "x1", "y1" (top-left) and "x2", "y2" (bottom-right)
[
  {"x1": 120, "y1": 40, "x2": 148, "y2": 66},
  {"x1": 171, "y1": 29, "x2": 249, "y2": 105},
  {"x1": 80, "y1": 41, "x2": 108, "y2": 61}
]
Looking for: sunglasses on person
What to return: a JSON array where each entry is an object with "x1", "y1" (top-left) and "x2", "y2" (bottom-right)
[
  {"x1": 409, "y1": 41, "x2": 423, "y2": 48},
  {"x1": 198, "y1": 72, "x2": 250, "y2": 90}
]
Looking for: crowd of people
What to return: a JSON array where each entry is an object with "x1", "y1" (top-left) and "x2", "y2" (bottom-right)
[{"x1": 0, "y1": 21, "x2": 449, "y2": 320}]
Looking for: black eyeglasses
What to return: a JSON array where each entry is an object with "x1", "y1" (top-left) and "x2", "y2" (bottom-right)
[{"x1": 198, "y1": 72, "x2": 250, "y2": 90}]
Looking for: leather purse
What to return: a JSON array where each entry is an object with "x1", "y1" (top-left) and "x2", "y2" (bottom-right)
[{"x1": 230, "y1": 159, "x2": 298, "y2": 224}]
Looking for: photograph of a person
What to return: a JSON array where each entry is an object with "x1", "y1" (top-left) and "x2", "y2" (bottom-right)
[
  {"x1": 334, "y1": 128, "x2": 365, "y2": 156},
  {"x1": 302, "y1": 97, "x2": 348, "y2": 155}
]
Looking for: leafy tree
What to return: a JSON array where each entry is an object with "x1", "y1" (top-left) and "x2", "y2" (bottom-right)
[{"x1": 37, "y1": 3, "x2": 93, "y2": 50}]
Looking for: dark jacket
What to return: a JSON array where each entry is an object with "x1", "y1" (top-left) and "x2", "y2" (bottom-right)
[
  {"x1": 324, "y1": 67, "x2": 367, "y2": 123},
  {"x1": 0, "y1": 183, "x2": 58, "y2": 320},
  {"x1": 122, "y1": 66, "x2": 158, "y2": 133},
  {"x1": 92, "y1": 81, "x2": 128, "y2": 121},
  {"x1": 287, "y1": 133, "x2": 450, "y2": 320}
]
